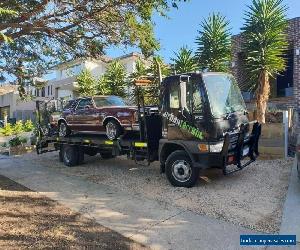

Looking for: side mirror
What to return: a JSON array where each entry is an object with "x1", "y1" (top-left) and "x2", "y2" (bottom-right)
[{"x1": 84, "y1": 105, "x2": 91, "y2": 110}]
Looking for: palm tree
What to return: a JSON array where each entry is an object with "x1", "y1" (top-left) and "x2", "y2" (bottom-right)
[
  {"x1": 242, "y1": 0, "x2": 288, "y2": 123},
  {"x1": 195, "y1": 13, "x2": 231, "y2": 72},
  {"x1": 171, "y1": 46, "x2": 198, "y2": 74}
]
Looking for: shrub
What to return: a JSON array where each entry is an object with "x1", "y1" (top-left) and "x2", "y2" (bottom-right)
[
  {"x1": 13, "y1": 121, "x2": 24, "y2": 135},
  {"x1": 0, "y1": 123, "x2": 14, "y2": 136},
  {"x1": 23, "y1": 120, "x2": 34, "y2": 132},
  {"x1": 8, "y1": 136, "x2": 27, "y2": 147}
]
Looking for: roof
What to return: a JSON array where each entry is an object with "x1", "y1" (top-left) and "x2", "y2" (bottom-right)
[{"x1": 52, "y1": 52, "x2": 144, "y2": 70}]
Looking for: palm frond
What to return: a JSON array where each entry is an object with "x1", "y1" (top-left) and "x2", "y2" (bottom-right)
[{"x1": 195, "y1": 13, "x2": 232, "y2": 72}]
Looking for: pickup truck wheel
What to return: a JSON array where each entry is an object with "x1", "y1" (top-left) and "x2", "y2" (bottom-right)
[
  {"x1": 105, "y1": 120, "x2": 122, "y2": 140},
  {"x1": 58, "y1": 121, "x2": 71, "y2": 137},
  {"x1": 297, "y1": 163, "x2": 300, "y2": 179},
  {"x1": 165, "y1": 150, "x2": 199, "y2": 188},
  {"x1": 62, "y1": 145, "x2": 78, "y2": 167}
]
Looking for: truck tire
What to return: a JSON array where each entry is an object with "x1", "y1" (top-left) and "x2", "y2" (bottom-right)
[
  {"x1": 165, "y1": 150, "x2": 199, "y2": 188},
  {"x1": 297, "y1": 163, "x2": 300, "y2": 179},
  {"x1": 62, "y1": 145, "x2": 78, "y2": 167},
  {"x1": 100, "y1": 152, "x2": 114, "y2": 159}
]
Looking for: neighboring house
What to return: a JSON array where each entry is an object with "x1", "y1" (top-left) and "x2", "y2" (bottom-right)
[
  {"x1": 232, "y1": 17, "x2": 300, "y2": 110},
  {"x1": 0, "y1": 52, "x2": 150, "y2": 121},
  {"x1": 39, "y1": 52, "x2": 150, "y2": 101},
  {"x1": 0, "y1": 85, "x2": 36, "y2": 121}
]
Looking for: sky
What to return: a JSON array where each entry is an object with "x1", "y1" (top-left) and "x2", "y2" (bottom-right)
[{"x1": 106, "y1": 0, "x2": 300, "y2": 63}]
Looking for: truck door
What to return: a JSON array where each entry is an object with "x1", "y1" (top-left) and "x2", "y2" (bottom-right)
[{"x1": 162, "y1": 78, "x2": 191, "y2": 140}]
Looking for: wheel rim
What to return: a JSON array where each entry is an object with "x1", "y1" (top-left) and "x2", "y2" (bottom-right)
[
  {"x1": 106, "y1": 122, "x2": 117, "y2": 140},
  {"x1": 171, "y1": 160, "x2": 192, "y2": 183},
  {"x1": 59, "y1": 123, "x2": 67, "y2": 137}
]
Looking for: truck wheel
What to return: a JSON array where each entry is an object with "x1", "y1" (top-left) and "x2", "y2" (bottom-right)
[
  {"x1": 62, "y1": 145, "x2": 78, "y2": 167},
  {"x1": 105, "y1": 120, "x2": 122, "y2": 140},
  {"x1": 58, "y1": 121, "x2": 71, "y2": 137},
  {"x1": 101, "y1": 152, "x2": 114, "y2": 159},
  {"x1": 165, "y1": 150, "x2": 199, "y2": 188},
  {"x1": 297, "y1": 163, "x2": 300, "y2": 179}
]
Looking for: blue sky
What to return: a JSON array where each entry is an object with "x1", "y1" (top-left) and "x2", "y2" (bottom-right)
[{"x1": 106, "y1": 0, "x2": 300, "y2": 63}]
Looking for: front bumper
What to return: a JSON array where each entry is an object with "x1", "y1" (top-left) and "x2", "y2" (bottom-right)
[{"x1": 189, "y1": 122, "x2": 261, "y2": 174}]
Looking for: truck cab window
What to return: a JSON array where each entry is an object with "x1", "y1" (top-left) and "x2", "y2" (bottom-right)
[
  {"x1": 192, "y1": 88, "x2": 203, "y2": 114},
  {"x1": 187, "y1": 82, "x2": 203, "y2": 115},
  {"x1": 169, "y1": 85, "x2": 180, "y2": 109}
]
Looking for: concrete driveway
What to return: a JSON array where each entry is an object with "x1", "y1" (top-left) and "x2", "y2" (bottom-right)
[
  {"x1": 0, "y1": 153, "x2": 299, "y2": 249},
  {"x1": 0, "y1": 154, "x2": 261, "y2": 250}
]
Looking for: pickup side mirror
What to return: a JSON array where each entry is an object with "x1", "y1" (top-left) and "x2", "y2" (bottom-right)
[{"x1": 84, "y1": 105, "x2": 92, "y2": 110}]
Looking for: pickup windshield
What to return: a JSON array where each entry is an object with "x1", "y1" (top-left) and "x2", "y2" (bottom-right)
[{"x1": 203, "y1": 74, "x2": 246, "y2": 118}]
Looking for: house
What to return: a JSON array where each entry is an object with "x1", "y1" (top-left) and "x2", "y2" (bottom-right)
[
  {"x1": 0, "y1": 52, "x2": 149, "y2": 121},
  {"x1": 38, "y1": 52, "x2": 149, "y2": 101},
  {"x1": 0, "y1": 85, "x2": 36, "y2": 121},
  {"x1": 232, "y1": 17, "x2": 300, "y2": 110}
]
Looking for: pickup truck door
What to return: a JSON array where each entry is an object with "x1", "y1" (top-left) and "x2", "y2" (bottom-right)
[{"x1": 72, "y1": 98, "x2": 95, "y2": 131}]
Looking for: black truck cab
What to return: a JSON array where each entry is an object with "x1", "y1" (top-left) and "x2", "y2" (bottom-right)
[{"x1": 156, "y1": 72, "x2": 260, "y2": 186}]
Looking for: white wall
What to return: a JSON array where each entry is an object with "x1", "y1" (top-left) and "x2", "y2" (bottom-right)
[
  {"x1": 85, "y1": 60, "x2": 106, "y2": 78},
  {"x1": 57, "y1": 89, "x2": 74, "y2": 100}
]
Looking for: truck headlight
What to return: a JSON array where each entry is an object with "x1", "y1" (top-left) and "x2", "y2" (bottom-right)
[{"x1": 209, "y1": 142, "x2": 224, "y2": 153}]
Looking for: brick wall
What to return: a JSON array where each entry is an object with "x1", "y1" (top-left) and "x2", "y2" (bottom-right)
[{"x1": 232, "y1": 17, "x2": 300, "y2": 109}]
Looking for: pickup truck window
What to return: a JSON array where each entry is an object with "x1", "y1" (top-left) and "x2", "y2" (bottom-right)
[{"x1": 76, "y1": 99, "x2": 93, "y2": 110}]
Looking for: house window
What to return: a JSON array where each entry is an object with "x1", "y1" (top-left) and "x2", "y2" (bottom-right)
[
  {"x1": 47, "y1": 86, "x2": 50, "y2": 96},
  {"x1": 50, "y1": 85, "x2": 53, "y2": 95},
  {"x1": 41, "y1": 87, "x2": 45, "y2": 97},
  {"x1": 36, "y1": 89, "x2": 39, "y2": 97}
]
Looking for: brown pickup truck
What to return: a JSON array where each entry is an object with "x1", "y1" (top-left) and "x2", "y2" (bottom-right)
[{"x1": 57, "y1": 96, "x2": 139, "y2": 140}]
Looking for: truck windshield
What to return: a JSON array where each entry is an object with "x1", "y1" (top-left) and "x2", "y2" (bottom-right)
[{"x1": 203, "y1": 74, "x2": 246, "y2": 118}]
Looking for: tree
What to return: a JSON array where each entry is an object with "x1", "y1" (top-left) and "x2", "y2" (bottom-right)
[
  {"x1": 99, "y1": 61, "x2": 127, "y2": 97},
  {"x1": 76, "y1": 70, "x2": 97, "y2": 97},
  {"x1": 0, "y1": 7, "x2": 17, "y2": 43},
  {"x1": 0, "y1": 0, "x2": 185, "y2": 91},
  {"x1": 195, "y1": 13, "x2": 231, "y2": 72},
  {"x1": 241, "y1": 0, "x2": 288, "y2": 123},
  {"x1": 171, "y1": 46, "x2": 198, "y2": 74}
]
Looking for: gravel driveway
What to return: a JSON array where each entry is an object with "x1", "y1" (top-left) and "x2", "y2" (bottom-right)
[{"x1": 19, "y1": 152, "x2": 293, "y2": 233}]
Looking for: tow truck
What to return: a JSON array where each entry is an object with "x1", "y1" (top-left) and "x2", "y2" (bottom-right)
[{"x1": 36, "y1": 72, "x2": 261, "y2": 187}]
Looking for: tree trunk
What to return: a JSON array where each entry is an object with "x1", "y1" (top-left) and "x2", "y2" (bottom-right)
[{"x1": 256, "y1": 70, "x2": 270, "y2": 124}]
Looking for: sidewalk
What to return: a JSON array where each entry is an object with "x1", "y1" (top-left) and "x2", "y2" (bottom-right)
[{"x1": 280, "y1": 159, "x2": 300, "y2": 242}]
